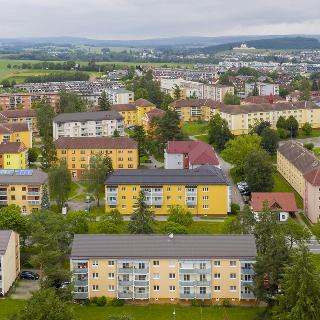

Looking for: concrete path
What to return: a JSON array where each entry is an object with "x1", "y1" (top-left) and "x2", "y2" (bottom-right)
[
  {"x1": 142, "y1": 155, "x2": 163, "y2": 169},
  {"x1": 10, "y1": 279, "x2": 40, "y2": 300}
]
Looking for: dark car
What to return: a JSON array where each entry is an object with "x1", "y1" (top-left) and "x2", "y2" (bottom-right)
[{"x1": 20, "y1": 271, "x2": 39, "y2": 280}]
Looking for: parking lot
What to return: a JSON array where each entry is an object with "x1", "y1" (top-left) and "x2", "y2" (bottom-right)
[{"x1": 10, "y1": 272, "x2": 40, "y2": 300}]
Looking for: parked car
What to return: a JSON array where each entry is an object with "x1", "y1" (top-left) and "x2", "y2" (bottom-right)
[
  {"x1": 20, "y1": 271, "x2": 39, "y2": 280},
  {"x1": 237, "y1": 181, "x2": 251, "y2": 196}
]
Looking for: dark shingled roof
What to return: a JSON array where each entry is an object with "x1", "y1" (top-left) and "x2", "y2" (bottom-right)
[
  {"x1": 0, "y1": 142, "x2": 27, "y2": 153},
  {"x1": 0, "y1": 123, "x2": 29, "y2": 134},
  {"x1": 0, "y1": 109, "x2": 36, "y2": 119},
  {"x1": 170, "y1": 99, "x2": 215, "y2": 109},
  {"x1": 71, "y1": 234, "x2": 256, "y2": 259},
  {"x1": 0, "y1": 169, "x2": 48, "y2": 185},
  {"x1": 0, "y1": 230, "x2": 12, "y2": 255},
  {"x1": 55, "y1": 137, "x2": 137, "y2": 150},
  {"x1": 53, "y1": 111, "x2": 123, "y2": 124},
  {"x1": 105, "y1": 165, "x2": 228, "y2": 185}
]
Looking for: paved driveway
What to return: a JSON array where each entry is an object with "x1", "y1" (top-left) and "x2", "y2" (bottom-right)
[{"x1": 10, "y1": 279, "x2": 40, "y2": 300}]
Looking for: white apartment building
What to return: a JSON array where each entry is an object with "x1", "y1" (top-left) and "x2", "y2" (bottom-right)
[
  {"x1": 245, "y1": 82, "x2": 279, "y2": 98},
  {"x1": 53, "y1": 111, "x2": 125, "y2": 140},
  {"x1": 83, "y1": 88, "x2": 134, "y2": 106}
]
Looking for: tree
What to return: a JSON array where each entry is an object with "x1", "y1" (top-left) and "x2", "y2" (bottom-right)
[
  {"x1": 298, "y1": 79, "x2": 311, "y2": 101},
  {"x1": 223, "y1": 92, "x2": 240, "y2": 105},
  {"x1": 245, "y1": 150, "x2": 274, "y2": 192},
  {"x1": 285, "y1": 116, "x2": 299, "y2": 138},
  {"x1": 272, "y1": 245, "x2": 320, "y2": 320},
  {"x1": 98, "y1": 209, "x2": 124, "y2": 234},
  {"x1": 160, "y1": 94, "x2": 173, "y2": 110},
  {"x1": 302, "y1": 122, "x2": 312, "y2": 136},
  {"x1": 252, "y1": 82, "x2": 259, "y2": 96},
  {"x1": 12, "y1": 288, "x2": 74, "y2": 320},
  {"x1": 279, "y1": 87, "x2": 290, "y2": 98},
  {"x1": 48, "y1": 162, "x2": 71, "y2": 212},
  {"x1": 219, "y1": 73, "x2": 232, "y2": 86},
  {"x1": 167, "y1": 205, "x2": 193, "y2": 227},
  {"x1": 128, "y1": 191, "x2": 155, "y2": 234},
  {"x1": 163, "y1": 221, "x2": 188, "y2": 234},
  {"x1": 311, "y1": 79, "x2": 319, "y2": 91},
  {"x1": 173, "y1": 85, "x2": 182, "y2": 100},
  {"x1": 251, "y1": 121, "x2": 271, "y2": 136},
  {"x1": 41, "y1": 184, "x2": 50, "y2": 210},
  {"x1": 225, "y1": 205, "x2": 256, "y2": 235},
  {"x1": 36, "y1": 100, "x2": 55, "y2": 139},
  {"x1": 58, "y1": 90, "x2": 87, "y2": 113},
  {"x1": 84, "y1": 154, "x2": 113, "y2": 206},
  {"x1": 66, "y1": 211, "x2": 89, "y2": 234},
  {"x1": 27, "y1": 147, "x2": 38, "y2": 165},
  {"x1": 208, "y1": 113, "x2": 233, "y2": 151},
  {"x1": 41, "y1": 136, "x2": 57, "y2": 169},
  {"x1": 129, "y1": 126, "x2": 147, "y2": 158},
  {"x1": 112, "y1": 129, "x2": 120, "y2": 137},
  {"x1": 98, "y1": 91, "x2": 111, "y2": 111},
  {"x1": 281, "y1": 218, "x2": 311, "y2": 249},
  {"x1": 0, "y1": 205, "x2": 29, "y2": 239},
  {"x1": 221, "y1": 134, "x2": 261, "y2": 175},
  {"x1": 276, "y1": 116, "x2": 287, "y2": 130},
  {"x1": 260, "y1": 127, "x2": 279, "y2": 155}
]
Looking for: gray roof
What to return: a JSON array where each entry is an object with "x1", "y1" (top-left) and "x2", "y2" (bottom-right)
[
  {"x1": 53, "y1": 111, "x2": 124, "y2": 124},
  {"x1": 0, "y1": 230, "x2": 12, "y2": 255},
  {"x1": 71, "y1": 234, "x2": 256, "y2": 259},
  {"x1": 0, "y1": 169, "x2": 48, "y2": 185},
  {"x1": 105, "y1": 165, "x2": 228, "y2": 186}
]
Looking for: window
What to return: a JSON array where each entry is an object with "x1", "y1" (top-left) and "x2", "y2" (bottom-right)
[
  {"x1": 230, "y1": 260, "x2": 237, "y2": 267},
  {"x1": 200, "y1": 287, "x2": 207, "y2": 294},
  {"x1": 22, "y1": 187, "x2": 26, "y2": 191},
  {"x1": 200, "y1": 263, "x2": 206, "y2": 269},
  {"x1": 214, "y1": 273, "x2": 220, "y2": 279},
  {"x1": 11, "y1": 195, "x2": 15, "y2": 200},
  {"x1": 183, "y1": 287, "x2": 190, "y2": 294},
  {"x1": 214, "y1": 286, "x2": 221, "y2": 292},
  {"x1": 11, "y1": 186, "x2": 15, "y2": 191},
  {"x1": 108, "y1": 285, "x2": 115, "y2": 291},
  {"x1": 92, "y1": 260, "x2": 99, "y2": 267},
  {"x1": 183, "y1": 274, "x2": 190, "y2": 281},
  {"x1": 122, "y1": 196, "x2": 126, "y2": 200},
  {"x1": 214, "y1": 260, "x2": 220, "y2": 266},
  {"x1": 153, "y1": 260, "x2": 159, "y2": 267},
  {"x1": 153, "y1": 273, "x2": 160, "y2": 280},
  {"x1": 203, "y1": 196, "x2": 209, "y2": 201},
  {"x1": 92, "y1": 273, "x2": 99, "y2": 279},
  {"x1": 230, "y1": 286, "x2": 237, "y2": 292},
  {"x1": 153, "y1": 285, "x2": 160, "y2": 291},
  {"x1": 169, "y1": 260, "x2": 176, "y2": 268},
  {"x1": 108, "y1": 273, "x2": 115, "y2": 279},
  {"x1": 108, "y1": 260, "x2": 114, "y2": 266},
  {"x1": 167, "y1": 187, "x2": 171, "y2": 191},
  {"x1": 203, "y1": 205, "x2": 209, "y2": 209},
  {"x1": 93, "y1": 285, "x2": 99, "y2": 291},
  {"x1": 133, "y1": 187, "x2": 137, "y2": 191},
  {"x1": 121, "y1": 187, "x2": 126, "y2": 191},
  {"x1": 22, "y1": 195, "x2": 26, "y2": 200},
  {"x1": 230, "y1": 273, "x2": 236, "y2": 279},
  {"x1": 203, "y1": 187, "x2": 208, "y2": 192},
  {"x1": 169, "y1": 285, "x2": 176, "y2": 291},
  {"x1": 169, "y1": 273, "x2": 176, "y2": 279}
]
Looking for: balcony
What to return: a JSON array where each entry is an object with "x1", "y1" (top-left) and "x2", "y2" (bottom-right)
[
  {"x1": 180, "y1": 293, "x2": 195, "y2": 299},
  {"x1": 241, "y1": 293, "x2": 255, "y2": 299},
  {"x1": 0, "y1": 191, "x2": 7, "y2": 195},
  {"x1": 73, "y1": 268, "x2": 88, "y2": 274},
  {"x1": 27, "y1": 191, "x2": 39, "y2": 196},
  {"x1": 73, "y1": 292, "x2": 88, "y2": 300},
  {"x1": 134, "y1": 268, "x2": 149, "y2": 274},
  {"x1": 107, "y1": 198, "x2": 118, "y2": 205},
  {"x1": 196, "y1": 269, "x2": 211, "y2": 274},
  {"x1": 118, "y1": 268, "x2": 133, "y2": 274},
  {"x1": 0, "y1": 200, "x2": 8, "y2": 205},
  {"x1": 28, "y1": 200, "x2": 40, "y2": 205},
  {"x1": 195, "y1": 293, "x2": 211, "y2": 299},
  {"x1": 74, "y1": 278, "x2": 88, "y2": 286},
  {"x1": 180, "y1": 269, "x2": 195, "y2": 274},
  {"x1": 241, "y1": 268, "x2": 254, "y2": 275},
  {"x1": 180, "y1": 281, "x2": 196, "y2": 286},
  {"x1": 134, "y1": 293, "x2": 149, "y2": 299},
  {"x1": 118, "y1": 292, "x2": 133, "y2": 299},
  {"x1": 196, "y1": 280, "x2": 211, "y2": 286},
  {"x1": 134, "y1": 280, "x2": 149, "y2": 286},
  {"x1": 118, "y1": 280, "x2": 133, "y2": 286}
]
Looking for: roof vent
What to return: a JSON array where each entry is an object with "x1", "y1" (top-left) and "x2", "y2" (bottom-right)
[{"x1": 168, "y1": 233, "x2": 174, "y2": 240}]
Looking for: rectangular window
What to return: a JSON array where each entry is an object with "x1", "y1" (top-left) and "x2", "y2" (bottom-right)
[
  {"x1": 214, "y1": 260, "x2": 220, "y2": 266},
  {"x1": 214, "y1": 286, "x2": 221, "y2": 292},
  {"x1": 22, "y1": 187, "x2": 26, "y2": 191},
  {"x1": 203, "y1": 205, "x2": 209, "y2": 209},
  {"x1": 183, "y1": 287, "x2": 190, "y2": 294},
  {"x1": 214, "y1": 273, "x2": 220, "y2": 279},
  {"x1": 108, "y1": 260, "x2": 115, "y2": 266},
  {"x1": 230, "y1": 260, "x2": 237, "y2": 267},
  {"x1": 108, "y1": 273, "x2": 115, "y2": 279},
  {"x1": 92, "y1": 260, "x2": 99, "y2": 267},
  {"x1": 169, "y1": 273, "x2": 176, "y2": 279},
  {"x1": 169, "y1": 285, "x2": 176, "y2": 291},
  {"x1": 153, "y1": 260, "x2": 159, "y2": 267},
  {"x1": 203, "y1": 196, "x2": 209, "y2": 201},
  {"x1": 108, "y1": 285, "x2": 115, "y2": 291},
  {"x1": 230, "y1": 286, "x2": 237, "y2": 292},
  {"x1": 202, "y1": 187, "x2": 208, "y2": 192},
  {"x1": 92, "y1": 273, "x2": 99, "y2": 279},
  {"x1": 200, "y1": 287, "x2": 207, "y2": 294},
  {"x1": 92, "y1": 285, "x2": 99, "y2": 291},
  {"x1": 230, "y1": 273, "x2": 237, "y2": 279},
  {"x1": 153, "y1": 273, "x2": 160, "y2": 280},
  {"x1": 153, "y1": 285, "x2": 159, "y2": 291}
]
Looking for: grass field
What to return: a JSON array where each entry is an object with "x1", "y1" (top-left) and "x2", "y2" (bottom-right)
[
  {"x1": 0, "y1": 299, "x2": 262, "y2": 320},
  {"x1": 182, "y1": 122, "x2": 208, "y2": 137}
]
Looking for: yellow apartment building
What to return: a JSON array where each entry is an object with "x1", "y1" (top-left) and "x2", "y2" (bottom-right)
[
  {"x1": 55, "y1": 137, "x2": 138, "y2": 179},
  {"x1": 218, "y1": 101, "x2": 320, "y2": 135},
  {"x1": 0, "y1": 123, "x2": 32, "y2": 149},
  {"x1": 111, "y1": 99, "x2": 156, "y2": 126},
  {"x1": 105, "y1": 165, "x2": 230, "y2": 216},
  {"x1": 70, "y1": 234, "x2": 256, "y2": 304},
  {"x1": 0, "y1": 230, "x2": 20, "y2": 296},
  {"x1": 141, "y1": 108, "x2": 165, "y2": 134},
  {"x1": 0, "y1": 169, "x2": 48, "y2": 214},
  {"x1": 0, "y1": 109, "x2": 38, "y2": 135},
  {"x1": 0, "y1": 142, "x2": 27, "y2": 169}
]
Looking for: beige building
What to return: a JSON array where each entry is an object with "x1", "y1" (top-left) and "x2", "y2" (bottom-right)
[
  {"x1": 0, "y1": 230, "x2": 20, "y2": 296},
  {"x1": 70, "y1": 234, "x2": 256, "y2": 304},
  {"x1": 277, "y1": 141, "x2": 320, "y2": 223},
  {"x1": 218, "y1": 101, "x2": 320, "y2": 135}
]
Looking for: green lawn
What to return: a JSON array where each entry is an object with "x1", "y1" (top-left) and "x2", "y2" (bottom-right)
[
  {"x1": 195, "y1": 134, "x2": 209, "y2": 143},
  {"x1": 298, "y1": 129, "x2": 320, "y2": 138},
  {"x1": 68, "y1": 181, "x2": 80, "y2": 199},
  {"x1": 273, "y1": 172, "x2": 303, "y2": 209},
  {"x1": 0, "y1": 299, "x2": 261, "y2": 320},
  {"x1": 182, "y1": 122, "x2": 209, "y2": 137}
]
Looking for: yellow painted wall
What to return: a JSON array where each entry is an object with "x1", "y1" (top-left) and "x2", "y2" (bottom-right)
[
  {"x1": 0, "y1": 151, "x2": 27, "y2": 169},
  {"x1": 0, "y1": 131, "x2": 32, "y2": 149}
]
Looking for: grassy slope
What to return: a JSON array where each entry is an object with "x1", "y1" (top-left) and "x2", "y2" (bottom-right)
[
  {"x1": 0, "y1": 299, "x2": 261, "y2": 320},
  {"x1": 182, "y1": 122, "x2": 209, "y2": 137}
]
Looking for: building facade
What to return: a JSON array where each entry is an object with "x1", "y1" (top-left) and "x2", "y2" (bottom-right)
[
  {"x1": 105, "y1": 165, "x2": 230, "y2": 216},
  {"x1": 245, "y1": 83, "x2": 279, "y2": 97},
  {"x1": 70, "y1": 234, "x2": 256, "y2": 304},
  {"x1": 0, "y1": 230, "x2": 20, "y2": 296},
  {"x1": 218, "y1": 102, "x2": 320, "y2": 135},
  {"x1": 0, "y1": 169, "x2": 48, "y2": 214},
  {"x1": 111, "y1": 99, "x2": 156, "y2": 127},
  {"x1": 0, "y1": 142, "x2": 27, "y2": 169},
  {"x1": 0, "y1": 123, "x2": 32, "y2": 149},
  {"x1": 141, "y1": 108, "x2": 165, "y2": 134},
  {"x1": 55, "y1": 137, "x2": 138, "y2": 179},
  {"x1": 53, "y1": 111, "x2": 124, "y2": 140}
]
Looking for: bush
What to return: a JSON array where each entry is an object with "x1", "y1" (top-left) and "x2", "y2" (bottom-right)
[
  {"x1": 230, "y1": 203, "x2": 240, "y2": 215},
  {"x1": 277, "y1": 128, "x2": 289, "y2": 139},
  {"x1": 90, "y1": 297, "x2": 99, "y2": 305},
  {"x1": 304, "y1": 143, "x2": 314, "y2": 150},
  {"x1": 191, "y1": 299, "x2": 206, "y2": 307},
  {"x1": 167, "y1": 205, "x2": 193, "y2": 226},
  {"x1": 163, "y1": 221, "x2": 188, "y2": 234},
  {"x1": 109, "y1": 298, "x2": 125, "y2": 306},
  {"x1": 222, "y1": 299, "x2": 231, "y2": 307},
  {"x1": 96, "y1": 296, "x2": 107, "y2": 306}
]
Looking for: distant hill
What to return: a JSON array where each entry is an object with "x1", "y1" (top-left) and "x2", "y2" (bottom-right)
[
  {"x1": 201, "y1": 37, "x2": 320, "y2": 54},
  {"x1": 1, "y1": 35, "x2": 320, "y2": 48}
]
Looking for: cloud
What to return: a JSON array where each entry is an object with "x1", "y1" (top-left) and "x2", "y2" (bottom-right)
[{"x1": 0, "y1": 0, "x2": 319, "y2": 39}]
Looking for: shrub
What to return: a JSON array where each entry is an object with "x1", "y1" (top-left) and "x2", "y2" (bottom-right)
[
  {"x1": 230, "y1": 203, "x2": 240, "y2": 215},
  {"x1": 163, "y1": 221, "x2": 188, "y2": 234},
  {"x1": 304, "y1": 143, "x2": 314, "y2": 150},
  {"x1": 222, "y1": 299, "x2": 231, "y2": 307},
  {"x1": 90, "y1": 296, "x2": 99, "y2": 305},
  {"x1": 109, "y1": 298, "x2": 125, "y2": 306},
  {"x1": 167, "y1": 205, "x2": 193, "y2": 226},
  {"x1": 96, "y1": 296, "x2": 107, "y2": 306},
  {"x1": 277, "y1": 128, "x2": 289, "y2": 139}
]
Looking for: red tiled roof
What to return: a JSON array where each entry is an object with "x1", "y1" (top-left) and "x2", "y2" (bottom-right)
[
  {"x1": 304, "y1": 167, "x2": 320, "y2": 186},
  {"x1": 133, "y1": 98, "x2": 155, "y2": 107},
  {"x1": 145, "y1": 108, "x2": 165, "y2": 120},
  {"x1": 166, "y1": 141, "x2": 219, "y2": 166},
  {"x1": 0, "y1": 123, "x2": 29, "y2": 134},
  {"x1": 111, "y1": 99, "x2": 155, "y2": 112},
  {"x1": 170, "y1": 99, "x2": 215, "y2": 109},
  {"x1": 0, "y1": 142, "x2": 27, "y2": 153},
  {"x1": 243, "y1": 95, "x2": 284, "y2": 104},
  {"x1": 0, "y1": 109, "x2": 36, "y2": 118},
  {"x1": 251, "y1": 192, "x2": 297, "y2": 212},
  {"x1": 55, "y1": 137, "x2": 137, "y2": 150}
]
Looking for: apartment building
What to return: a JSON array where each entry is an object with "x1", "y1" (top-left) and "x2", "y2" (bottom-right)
[
  {"x1": 70, "y1": 234, "x2": 256, "y2": 304},
  {"x1": 55, "y1": 137, "x2": 138, "y2": 179},
  {"x1": 111, "y1": 99, "x2": 156, "y2": 127},
  {"x1": 165, "y1": 141, "x2": 219, "y2": 169},
  {"x1": 141, "y1": 108, "x2": 165, "y2": 133},
  {"x1": 169, "y1": 99, "x2": 215, "y2": 122},
  {"x1": 0, "y1": 169, "x2": 48, "y2": 214},
  {"x1": 277, "y1": 141, "x2": 320, "y2": 223},
  {"x1": 0, "y1": 142, "x2": 27, "y2": 169},
  {"x1": 218, "y1": 102, "x2": 320, "y2": 135},
  {"x1": 0, "y1": 109, "x2": 38, "y2": 134},
  {"x1": 105, "y1": 165, "x2": 230, "y2": 216},
  {"x1": 0, "y1": 92, "x2": 59, "y2": 110},
  {"x1": 53, "y1": 111, "x2": 124, "y2": 140},
  {"x1": 245, "y1": 83, "x2": 279, "y2": 97},
  {"x1": 0, "y1": 123, "x2": 32, "y2": 149},
  {"x1": 0, "y1": 230, "x2": 20, "y2": 296}
]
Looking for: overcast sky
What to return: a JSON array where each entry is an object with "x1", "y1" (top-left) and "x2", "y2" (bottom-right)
[{"x1": 1, "y1": 0, "x2": 320, "y2": 39}]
